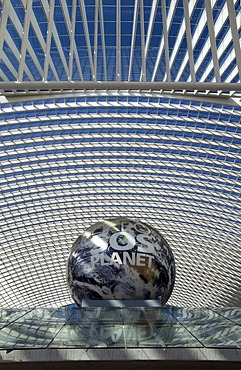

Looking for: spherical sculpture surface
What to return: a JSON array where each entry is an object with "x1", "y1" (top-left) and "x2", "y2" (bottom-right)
[{"x1": 67, "y1": 218, "x2": 175, "y2": 305}]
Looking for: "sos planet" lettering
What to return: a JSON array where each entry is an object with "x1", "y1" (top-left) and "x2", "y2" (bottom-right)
[{"x1": 90, "y1": 223, "x2": 156, "y2": 268}]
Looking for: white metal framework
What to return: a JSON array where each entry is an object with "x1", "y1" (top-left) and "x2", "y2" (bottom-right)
[{"x1": 0, "y1": 0, "x2": 241, "y2": 308}]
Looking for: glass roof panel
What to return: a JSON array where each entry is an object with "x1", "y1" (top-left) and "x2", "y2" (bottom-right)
[{"x1": 0, "y1": 0, "x2": 241, "y2": 309}]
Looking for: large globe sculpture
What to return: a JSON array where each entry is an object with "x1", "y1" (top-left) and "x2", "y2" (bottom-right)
[{"x1": 67, "y1": 218, "x2": 175, "y2": 305}]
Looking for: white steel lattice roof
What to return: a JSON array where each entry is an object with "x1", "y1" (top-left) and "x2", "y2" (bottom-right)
[{"x1": 0, "y1": 0, "x2": 241, "y2": 308}]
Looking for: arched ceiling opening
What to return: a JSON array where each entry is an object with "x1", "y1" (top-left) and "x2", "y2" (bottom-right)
[{"x1": 0, "y1": 0, "x2": 241, "y2": 308}]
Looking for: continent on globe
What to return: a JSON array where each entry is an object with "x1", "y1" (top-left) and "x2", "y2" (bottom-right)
[{"x1": 67, "y1": 218, "x2": 175, "y2": 305}]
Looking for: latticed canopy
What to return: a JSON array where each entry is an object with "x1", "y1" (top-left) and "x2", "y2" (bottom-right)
[{"x1": 0, "y1": 0, "x2": 241, "y2": 308}]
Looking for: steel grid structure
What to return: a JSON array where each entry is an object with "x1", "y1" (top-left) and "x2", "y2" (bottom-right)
[{"x1": 0, "y1": 0, "x2": 241, "y2": 308}]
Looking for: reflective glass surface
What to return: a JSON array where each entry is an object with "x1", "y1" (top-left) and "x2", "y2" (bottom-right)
[
  {"x1": 0, "y1": 309, "x2": 31, "y2": 329},
  {"x1": 0, "y1": 306, "x2": 240, "y2": 350}
]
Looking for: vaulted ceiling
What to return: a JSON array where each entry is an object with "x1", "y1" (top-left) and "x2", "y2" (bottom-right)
[{"x1": 0, "y1": 0, "x2": 241, "y2": 308}]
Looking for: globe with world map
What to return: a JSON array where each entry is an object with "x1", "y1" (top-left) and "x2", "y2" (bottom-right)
[{"x1": 67, "y1": 218, "x2": 175, "y2": 305}]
